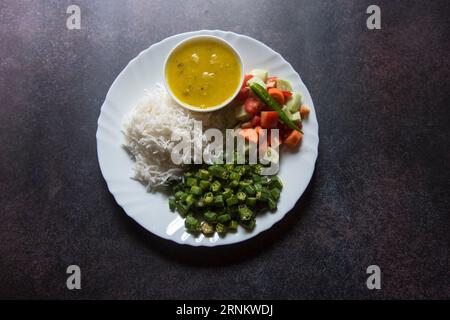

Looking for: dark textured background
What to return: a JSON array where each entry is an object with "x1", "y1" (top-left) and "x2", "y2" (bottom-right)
[{"x1": 0, "y1": 0, "x2": 449, "y2": 299}]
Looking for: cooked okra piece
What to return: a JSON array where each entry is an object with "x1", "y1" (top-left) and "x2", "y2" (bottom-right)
[
  {"x1": 240, "y1": 218, "x2": 256, "y2": 230},
  {"x1": 236, "y1": 191, "x2": 246, "y2": 202},
  {"x1": 214, "y1": 195, "x2": 224, "y2": 207},
  {"x1": 190, "y1": 185, "x2": 202, "y2": 196},
  {"x1": 246, "y1": 197, "x2": 257, "y2": 207},
  {"x1": 222, "y1": 188, "x2": 233, "y2": 199},
  {"x1": 199, "y1": 180, "x2": 210, "y2": 190},
  {"x1": 268, "y1": 197, "x2": 277, "y2": 210},
  {"x1": 238, "y1": 205, "x2": 254, "y2": 221},
  {"x1": 185, "y1": 215, "x2": 200, "y2": 232},
  {"x1": 185, "y1": 194, "x2": 195, "y2": 207},
  {"x1": 203, "y1": 192, "x2": 214, "y2": 205},
  {"x1": 244, "y1": 185, "x2": 256, "y2": 196},
  {"x1": 217, "y1": 214, "x2": 231, "y2": 224},
  {"x1": 186, "y1": 177, "x2": 197, "y2": 187},
  {"x1": 270, "y1": 187, "x2": 281, "y2": 200},
  {"x1": 229, "y1": 220, "x2": 239, "y2": 231},
  {"x1": 201, "y1": 221, "x2": 214, "y2": 235},
  {"x1": 211, "y1": 180, "x2": 221, "y2": 193},
  {"x1": 197, "y1": 169, "x2": 210, "y2": 180},
  {"x1": 216, "y1": 223, "x2": 226, "y2": 234},
  {"x1": 269, "y1": 176, "x2": 283, "y2": 189},
  {"x1": 169, "y1": 197, "x2": 176, "y2": 211},
  {"x1": 208, "y1": 165, "x2": 225, "y2": 178},
  {"x1": 226, "y1": 195, "x2": 239, "y2": 206},
  {"x1": 229, "y1": 171, "x2": 241, "y2": 181},
  {"x1": 203, "y1": 211, "x2": 217, "y2": 223}
]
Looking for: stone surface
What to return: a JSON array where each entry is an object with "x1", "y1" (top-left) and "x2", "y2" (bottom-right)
[{"x1": 0, "y1": 0, "x2": 448, "y2": 299}]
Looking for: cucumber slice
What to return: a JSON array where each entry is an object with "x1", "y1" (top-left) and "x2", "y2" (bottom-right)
[
  {"x1": 282, "y1": 105, "x2": 292, "y2": 119},
  {"x1": 235, "y1": 104, "x2": 252, "y2": 121},
  {"x1": 247, "y1": 76, "x2": 266, "y2": 89},
  {"x1": 276, "y1": 78, "x2": 292, "y2": 91},
  {"x1": 290, "y1": 111, "x2": 301, "y2": 122},
  {"x1": 286, "y1": 92, "x2": 302, "y2": 113},
  {"x1": 250, "y1": 69, "x2": 268, "y2": 82}
]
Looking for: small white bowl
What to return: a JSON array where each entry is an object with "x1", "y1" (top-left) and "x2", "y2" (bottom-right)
[{"x1": 163, "y1": 35, "x2": 244, "y2": 113}]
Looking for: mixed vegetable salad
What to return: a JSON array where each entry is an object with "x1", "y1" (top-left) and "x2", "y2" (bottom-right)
[{"x1": 235, "y1": 69, "x2": 309, "y2": 149}]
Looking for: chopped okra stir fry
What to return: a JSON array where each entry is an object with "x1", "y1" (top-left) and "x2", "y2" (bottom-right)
[{"x1": 169, "y1": 163, "x2": 283, "y2": 236}]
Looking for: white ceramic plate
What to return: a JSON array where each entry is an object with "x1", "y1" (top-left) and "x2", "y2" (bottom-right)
[{"x1": 97, "y1": 30, "x2": 319, "y2": 247}]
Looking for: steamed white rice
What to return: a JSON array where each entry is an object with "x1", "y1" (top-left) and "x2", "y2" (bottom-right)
[{"x1": 122, "y1": 84, "x2": 232, "y2": 190}]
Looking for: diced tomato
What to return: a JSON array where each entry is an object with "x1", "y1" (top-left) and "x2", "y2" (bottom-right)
[
  {"x1": 294, "y1": 120, "x2": 302, "y2": 129},
  {"x1": 239, "y1": 128, "x2": 258, "y2": 144},
  {"x1": 279, "y1": 127, "x2": 291, "y2": 141},
  {"x1": 282, "y1": 90, "x2": 292, "y2": 99},
  {"x1": 260, "y1": 103, "x2": 270, "y2": 111},
  {"x1": 244, "y1": 97, "x2": 262, "y2": 115},
  {"x1": 243, "y1": 74, "x2": 254, "y2": 87},
  {"x1": 236, "y1": 75, "x2": 254, "y2": 100},
  {"x1": 266, "y1": 76, "x2": 277, "y2": 89},
  {"x1": 268, "y1": 88, "x2": 285, "y2": 105},
  {"x1": 251, "y1": 115, "x2": 261, "y2": 127},
  {"x1": 236, "y1": 87, "x2": 249, "y2": 101},
  {"x1": 260, "y1": 111, "x2": 279, "y2": 129},
  {"x1": 240, "y1": 121, "x2": 252, "y2": 129},
  {"x1": 284, "y1": 130, "x2": 303, "y2": 148}
]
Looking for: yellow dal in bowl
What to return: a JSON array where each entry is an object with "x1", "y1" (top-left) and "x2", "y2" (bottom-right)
[{"x1": 165, "y1": 38, "x2": 242, "y2": 109}]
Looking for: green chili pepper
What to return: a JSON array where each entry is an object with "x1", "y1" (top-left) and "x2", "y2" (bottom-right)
[{"x1": 250, "y1": 83, "x2": 302, "y2": 132}]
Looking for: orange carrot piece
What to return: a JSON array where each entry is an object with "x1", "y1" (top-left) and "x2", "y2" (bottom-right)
[
  {"x1": 284, "y1": 130, "x2": 303, "y2": 148},
  {"x1": 268, "y1": 88, "x2": 285, "y2": 105},
  {"x1": 300, "y1": 104, "x2": 310, "y2": 118}
]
